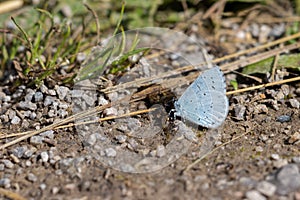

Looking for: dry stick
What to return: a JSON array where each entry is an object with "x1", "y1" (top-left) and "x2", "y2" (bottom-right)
[
  {"x1": 271, "y1": 53, "x2": 280, "y2": 82},
  {"x1": 226, "y1": 76, "x2": 300, "y2": 95},
  {"x1": 184, "y1": 128, "x2": 253, "y2": 172},
  {"x1": 51, "y1": 107, "x2": 156, "y2": 129},
  {"x1": 0, "y1": 187, "x2": 27, "y2": 200}
]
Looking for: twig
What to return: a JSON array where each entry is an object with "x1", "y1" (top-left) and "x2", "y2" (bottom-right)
[
  {"x1": 0, "y1": 187, "x2": 27, "y2": 200},
  {"x1": 184, "y1": 128, "x2": 253, "y2": 172},
  {"x1": 226, "y1": 76, "x2": 300, "y2": 95}
]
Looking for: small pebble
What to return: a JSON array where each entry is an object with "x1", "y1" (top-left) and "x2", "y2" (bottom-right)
[
  {"x1": 289, "y1": 99, "x2": 300, "y2": 109},
  {"x1": 34, "y1": 92, "x2": 43, "y2": 102},
  {"x1": 83, "y1": 133, "x2": 97, "y2": 146},
  {"x1": 18, "y1": 101, "x2": 37, "y2": 111},
  {"x1": 156, "y1": 145, "x2": 166, "y2": 157},
  {"x1": 40, "y1": 183, "x2": 47, "y2": 190},
  {"x1": 245, "y1": 190, "x2": 266, "y2": 200},
  {"x1": 104, "y1": 148, "x2": 117, "y2": 157},
  {"x1": 104, "y1": 107, "x2": 118, "y2": 116},
  {"x1": 288, "y1": 132, "x2": 300, "y2": 144},
  {"x1": 27, "y1": 173, "x2": 38, "y2": 182},
  {"x1": 0, "y1": 178, "x2": 11, "y2": 188},
  {"x1": 292, "y1": 157, "x2": 300, "y2": 163},
  {"x1": 25, "y1": 89, "x2": 35, "y2": 102},
  {"x1": 44, "y1": 96, "x2": 56, "y2": 106},
  {"x1": 281, "y1": 84, "x2": 289, "y2": 96},
  {"x1": 234, "y1": 105, "x2": 246, "y2": 120},
  {"x1": 276, "y1": 115, "x2": 291, "y2": 123},
  {"x1": 11, "y1": 116, "x2": 21, "y2": 124},
  {"x1": 40, "y1": 130, "x2": 54, "y2": 139},
  {"x1": 255, "y1": 146, "x2": 263, "y2": 152},
  {"x1": 256, "y1": 181, "x2": 276, "y2": 197},
  {"x1": 30, "y1": 136, "x2": 44, "y2": 145},
  {"x1": 115, "y1": 135, "x2": 127, "y2": 143},
  {"x1": 40, "y1": 151, "x2": 49, "y2": 162},
  {"x1": 55, "y1": 86, "x2": 69, "y2": 100},
  {"x1": 48, "y1": 89, "x2": 56, "y2": 96},
  {"x1": 2, "y1": 159, "x2": 14, "y2": 169},
  {"x1": 82, "y1": 93, "x2": 96, "y2": 106},
  {"x1": 273, "y1": 159, "x2": 288, "y2": 168}
]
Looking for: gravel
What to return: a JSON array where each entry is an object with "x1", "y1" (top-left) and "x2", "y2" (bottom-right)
[
  {"x1": 245, "y1": 190, "x2": 266, "y2": 200},
  {"x1": 256, "y1": 181, "x2": 276, "y2": 197}
]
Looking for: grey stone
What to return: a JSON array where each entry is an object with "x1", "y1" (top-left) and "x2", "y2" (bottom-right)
[
  {"x1": 40, "y1": 130, "x2": 54, "y2": 139},
  {"x1": 104, "y1": 148, "x2": 117, "y2": 157},
  {"x1": 276, "y1": 115, "x2": 291, "y2": 123},
  {"x1": 25, "y1": 88, "x2": 35, "y2": 102},
  {"x1": 30, "y1": 136, "x2": 44, "y2": 145},
  {"x1": 55, "y1": 86, "x2": 69, "y2": 100},
  {"x1": 23, "y1": 147, "x2": 37, "y2": 158},
  {"x1": 270, "y1": 154, "x2": 280, "y2": 160},
  {"x1": 104, "y1": 107, "x2": 118, "y2": 116},
  {"x1": 57, "y1": 109, "x2": 68, "y2": 118},
  {"x1": 2, "y1": 159, "x2": 14, "y2": 169},
  {"x1": 281, "y1": 84, "x2": 289, "y2": 96},
  {"x1": 8, "y1": 109, "x2": 16, "y2": 119},
  {"x1": 0, "y1": 164, "x2": 4, "y2": 171},
  {"x1": 156, "y1": 145, "x2": 166, "y2": 157},
  {"x1": 239, "y1": 177, "x2": 257, "y2": 188},
  {"x1": 40, "y1": 183, "x2": 47, "y2": 190},
  {"x1": 18, "y1": 101, "x2": 37, "y2": 111},
  {"x1": 270, "y1": 23, "x2": 285, "y2": 37},
  {"x1": 115, "y1": 135, "x2": 127, "y2": 143},
  {"x1": 292, "y1": 157, "x2": 300, "y2": 163},
  {"x1": 245, "y1": 190, "x2": 266, "y2": 200},
  {"x1": 40, "y1": 151, "x2": 49, "y2": 162},
  {"x1": 289, "y1": 99, "x2": 300, "y2": 109},
  {"x1": 40, "y1": 84, "x2": 48, "y2": 94},
  {"x1": 12, "y1": 146, "x2": 28, "y2": 158},
  {"x1": 256, "y1": 181, "x2": 276, "y2": 197},
  {"x1": 274, "y1": 164, "x2": 300, "y2": 195},
  {"x1": 11, "y1": 116, "x2": 21, "y2": 124},
  {"x1": 83, "y1": 133, "x2": 97, "y2": 146},
  {"x1": 27, "y1": 173, "x2": 38, "y2": 182},
  {"x1": 234, "y1": 105, "x2": 246, "y2": 120},
  {"x1": 98, "y1": 96, "x2": 109, "y2": 105},
  {"x1": 48, "y1": 89, "x2": 56, "y2": 96},
  {"x1": 34, "y1": 91, "x2": 43, "y2": 102},
  {"x1": 82, "y1": 93, "x2": 96, "y2": 106},
  {"x1": 44, "y1": 96, "x2": 56, "y2": 106},
  {"x1": 71, "y1": 89, "x2": 84, "y2": 98},
  {"x1": 0, "y1": 178, "x2": 11, "y2": 188},
  {"x1": 47, "y1": 109, "x2": 56, "y2": 117}
]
